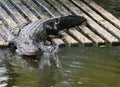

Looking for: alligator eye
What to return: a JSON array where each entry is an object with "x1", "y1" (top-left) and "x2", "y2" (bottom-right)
[{"x1": 24, "y1": 42, "x2": 29, "y2": 45}]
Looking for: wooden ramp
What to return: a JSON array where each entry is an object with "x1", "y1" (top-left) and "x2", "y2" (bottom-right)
[{"x1": 0, "y1": 0, "x2": 120, "y2": 47}]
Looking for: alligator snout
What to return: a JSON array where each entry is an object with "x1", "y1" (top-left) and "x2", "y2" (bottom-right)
[
  {"x1": 15, "y1": 43, "x2": 39, "y2": 56},
  {"x1": 16, "y1": 49, "x2": 38, "y2": 56}
]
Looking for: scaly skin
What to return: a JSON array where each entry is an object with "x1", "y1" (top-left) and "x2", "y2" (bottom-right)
[{"x1": 9, "y1": 15, "x2": 86, "y2": 56}]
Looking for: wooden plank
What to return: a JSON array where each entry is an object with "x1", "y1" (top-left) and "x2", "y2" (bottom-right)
[
  {"x1": 59, "y1": 31, "x2": 79, "y2": 46},
  {"x1": 44, "y1": 0, "x2": 65, "y2": 16},
  {"x1": 30, "y1": 0, "x2": 50, "y2": 18},
  {"x1": 32, "y1": 0, "x2": 56, "y2": 17},
  {"x1": 0, "y1": 36, "x2": 8, "y2": 46},
  {"x1": 1, "y1": 0, "x2": 27, "y2": 26},
  {"x1": 0, "y1": 6, "x2": 19, "y2": 33},
  {"x1": 85, "y1": 1, "x2": 120, "y2": 29},
  {"x1": 69, "y1": 28, "x2": 93, "y2": 46},
  {"x1": 61, "y1": 1, "x2": 120, "y2": 45},
  {"x1": 20, "y1": 0, "x2": 41, "y2": 19},
  {"x1": 13, "y1": 0, "x2": 38, "y2": 21},
  {"x1": 0, "y1": 21, "x2": 2, "y2": 25},
  {"x1": 79, "y1": 25, "x2": 105, "y2": 46},
  {"x1": 8, "y1": 0, "x2": 31, "y2": 22},
  {"x1": 71, "y1": 0, "x2": 120, "y2": 39},
  {"x1": 48, "y1": 35, "x2": 65, "y2": 46},
  {"x1": 81, "y1": 14, "x2": 119, "y2": 45},
  {"x1": 0, "y1": 14, "x2": 15, "y2": 35},
  {"x1": 0, "y1": 0, "x2": 21, "y2": 26},
  {"x1": 40, "y1": 0, "x2": 60, "y2": 16},
  {"x1": 0, "y1": 21, "x2": 14, "y2": 41},
  {"x1": 51, "y1": 38, "x2": 65, "y2": 46}
]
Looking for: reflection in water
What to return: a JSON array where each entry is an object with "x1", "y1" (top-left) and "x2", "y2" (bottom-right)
[
  {"x1": 0, "y1": 48, "x2": 19, "y2": 87},
  {"x1": 0, "y1": 46, "x2": 61, "y2": 87},
  {"x1": 0, "y1": 47, "x2": 120, "y2": 87},
  {"x1": 39, "y1": 44, "x2": 61, "y2": 69},
  {"x1": 38, "y1": 46, "x2": 61, "y2": 87},
  {"x1": 39, "y1": 67, "x2": 57, "y2": 87}
]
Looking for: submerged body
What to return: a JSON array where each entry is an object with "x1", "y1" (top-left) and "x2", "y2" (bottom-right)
[{"x1": 9, "y1": 15, "x2": 87, "y2": 56}]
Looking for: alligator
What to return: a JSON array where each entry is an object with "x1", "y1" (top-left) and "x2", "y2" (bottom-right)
[{"x1": 9, "y1": 15, "x2": 87, "y2": 56}]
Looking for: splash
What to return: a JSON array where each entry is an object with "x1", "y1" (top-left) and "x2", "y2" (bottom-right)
[{"x1": 39, "y1": 44, "x2": 61, "y2": 69}]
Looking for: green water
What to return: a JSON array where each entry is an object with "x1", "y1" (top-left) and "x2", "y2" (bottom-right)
[{"x1": 0, "y1": 46, "x2": 120, "y2": 87}]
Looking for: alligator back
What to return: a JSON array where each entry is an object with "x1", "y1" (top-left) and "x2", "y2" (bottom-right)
[{"x1": 17, "y1": 19, "x2": 47, "y2": 43}]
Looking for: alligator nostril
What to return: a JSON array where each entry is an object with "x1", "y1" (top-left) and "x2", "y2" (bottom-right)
[{"x1": 24, "y1": 42, "x2": 29, "y2": 45}]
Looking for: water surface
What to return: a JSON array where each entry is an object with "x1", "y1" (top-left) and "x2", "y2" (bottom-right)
[{"x1": 0, "y1": 46, "x2": 120, "y2": 87}]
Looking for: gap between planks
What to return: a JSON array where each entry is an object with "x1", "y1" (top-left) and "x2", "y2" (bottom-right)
[
  {"x1": 83, "y1": 0, "x2": 120, "y2": 29},
  {"x1": 68, "y1": 0, "x2": 120, "y2": 45},
  {"x1": 71, "y1": 0, "x2": 120, "y2": 39},
  {"x1": 59, "y1": 30, "x2": 79, "y2": 46}
]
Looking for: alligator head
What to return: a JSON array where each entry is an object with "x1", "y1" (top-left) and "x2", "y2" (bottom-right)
[{"x1": 9, "y1": 39, "x2": 39, "y2": 56}]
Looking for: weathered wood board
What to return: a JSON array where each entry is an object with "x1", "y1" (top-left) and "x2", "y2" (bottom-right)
[
  {"x1": 79, "y1": 25, "x2": 105, "y2": 46},
  {"x1": 58, "y1": 0, "x2": 120, "y2": 45},
  {"x1": 69, "y1": 28, "x2": 93, "y2": 46},
  {"x1": 0, "y1": 37, "x2": 8, "y2": 46},
  {"x1": 59, "y1": 30, "x2": 79, "y2": 46},
  {"x1": 49, "y1": 35, "x2": 65, "y2": 46},
  {"x1": 71, "y1": 0, "x2": 120, "y2": 39},
  {"x1": 85, "y1": 1, "x2": 120, "y2": 29}
]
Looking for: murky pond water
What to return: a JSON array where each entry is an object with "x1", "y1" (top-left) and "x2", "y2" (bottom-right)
[
  {"x1": 0, "y1": 0, "x2": 120, "y2": 87},
  {"x1": 0, "y1": 46, "x2": 120, "y2": 87}
]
